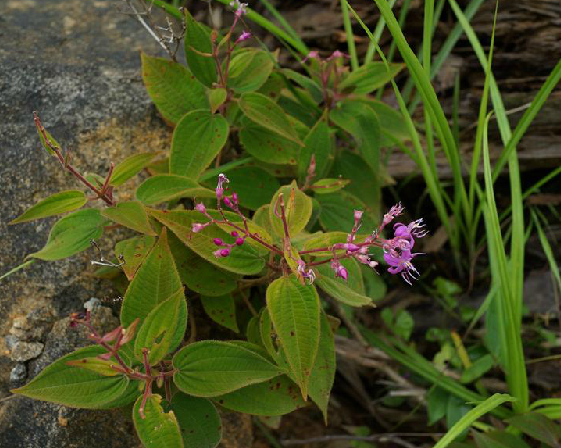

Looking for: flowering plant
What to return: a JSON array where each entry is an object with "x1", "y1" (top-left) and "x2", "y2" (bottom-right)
[{"x1": 9, "y1": 2, "x2": 417, "y2": 447}]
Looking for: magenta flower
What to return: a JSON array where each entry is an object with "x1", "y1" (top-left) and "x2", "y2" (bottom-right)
[
  {"x1": 230, "y1": 0, "x2": 248, "y2": 17},
  {"x1": 330, "y1": 260, "x2": 349, "y2": 281},
  {"x1": 235, "y1": 31, "x2": 252, "y2": 44},
  {"x1": 297, "y1": 260, "x2": 316, "y2": 284},
  {"x1": 383, "y1": 219, "x2": 427, "y2": 284}
]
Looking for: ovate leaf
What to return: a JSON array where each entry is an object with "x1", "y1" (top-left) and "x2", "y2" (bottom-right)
[
  {"x1": 184, "y1": 10, "x2": 216, "y2": 87},
  {"x1": 239, "y1": 122, "x2": 300, "y2": 165},
  {"x1": 239, "y1": 92, "x2": 303, "y2": 145},
  {"x1": 133, "y1": 394, "x2": 184, "y2": 448},
  {"x1": 507, "y1": 412, "x2": 561, "y2": 448},
  {"x1": 150, "y1": 209, "x2": 267, "y2": 275},
  {"x1": 173, "y1": 341, "x2": 283, "y2": 397},
  {"x1": 269, "y1": 181, "x2": 313, "y2": 238},
  {"x1": 228, "y1": 49, "x2": 274, "y2": 93},
  {"x1": 137, "y1": 175, "x2": 215, "y2": 205},
  {"x1": 12, "y1": 346, "x2": 129, "y2": 408},
  {"x1": 115, "y1": 235, "x2": 156, "y2": 281},
  {"x1": 460, "y1": 355, "x2": 495, "y2": 384},
  {"x1": 298, "y1": 119, "x2": 333, "y2": 183},
  {"x1": 310, "y1": 178, "x2": 350, "y2": 194},
  {"x1": 223, "y1": 166, "x2": 280, "y2": 210},
  {"x1": 10, "y1": 190, "x2": 87, "y2": 224},
  {"x1": 317, "y1": 191, "x2": 376, "y2": 233},
  {"x1": 168, "y1": 233, "x2": 238, "y2": 297},
  {"x1": 120, "y1": 228, "x2": 183, "y2": 327},
  {"x1": 209, "y1": 88, "x2": 227, "y2": 114},
  {"x1": 134, "y1": 290, "x2": 187, "y2": 364},
  {"x1": 315, "y1": 258, "x2": 373, "y2": 307},
  {"x1": 308, "y1": 311, "x2": 336, "y2": 422},
  {"x1": 101, "y1": 201, "x2": 156, "y2": 235},
  {"x1": 474, "y1": 431, "x2": 531, "y2": 448},
  {"x1": 330, "y1": 99, "x2": 381, "y2": 174},
  {"x1": 170, "y1": 110, "x2": 229, "y2": 178},
  {"x1": 141, "y1": 53, "x2": 207, "y2": 125},
  {"x1": 29, "y1": 209, "x2": 106, "y2": 261},
  {"x1": 214, "y1": 375, "x2": 305, "y2": 416},
  {"x1": 170, "y1": 394, "x2": 222, "y2": 448},
  {"x1": 201, "y1": 294, "x2": 239, "y2": 332},
  {"x1": 110, "y1": 152, "x2": 157, "y2": 187},
  {"x1": 339, "y1": 62, "x2": 404, "y2": 94},
  {"x1": 266, "y1": 275, "x2": 320, "y2": 398}
]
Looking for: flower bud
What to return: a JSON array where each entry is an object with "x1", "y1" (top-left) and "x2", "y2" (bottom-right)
[
  {"x1": 214, "y1": 248, "x2": 231, "y2": 258},
  {"x1": 213, "y1": 238, "x2": 223, "y2": 246},
  {"x1": 192, "y1": 222, "x2": 208, "y2": 233},
  {"x1": 235, "y1": 237, "x2": 244, "y2": 246},
  {"x1": 195, "y1": 203, "x2": 206, "y2": 214},
  {"x1": 230, "y1": 231, "x2": 239, "y2": 237}
]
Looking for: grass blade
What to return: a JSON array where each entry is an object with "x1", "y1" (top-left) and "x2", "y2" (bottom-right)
[
  {"x1": 364, "y1": 0, "x2": 397, "y2": 64},
  {"x1": 432, "y1": 394, "x2": 515, "y2": 448},
  {"x1": 341, "y1": 0, "x2": 359, "y2": 70}
]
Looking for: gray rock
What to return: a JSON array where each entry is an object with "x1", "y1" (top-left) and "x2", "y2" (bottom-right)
[
  {"x1": 9, "y1": 341, "x2": 44, "y2": 362},
  {"x1": 9, "y1": 364, "x2": 26, "y2": 383}
]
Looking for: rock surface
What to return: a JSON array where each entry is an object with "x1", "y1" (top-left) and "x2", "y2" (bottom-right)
[{"x1": 0, "y1": 0, "x2": 252, "y2": 446}]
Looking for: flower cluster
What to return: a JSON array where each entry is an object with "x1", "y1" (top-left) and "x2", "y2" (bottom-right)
[
  {"x1": 192, "y1": 175, "x2": 427, "y2": 285},
  {"x1": 192, "y1": 173, "x2": 253, "y2": 260}
]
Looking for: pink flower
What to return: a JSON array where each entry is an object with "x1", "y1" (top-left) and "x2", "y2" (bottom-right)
[
  {"x1": 230, "y1": 0, "x2": 248, "y2": 17},
  {"x1": 195, "y1": 203, "x2": 206, "y2": 214},
  {"x1": 236, "y1": 31, "x2": 252, "y2": 43},
  {"x1": 330, "y1": 260, "x2": 349, "y2": 281},
  {"x1": 383, "y1": 219, "x2": 427, "y2": 284},
  {"x1": 192, "y1": 222, "x2": 209, "y2": 233},
  {"x1": 297, "y1": 260, "x2": 316, "y2": 284}
]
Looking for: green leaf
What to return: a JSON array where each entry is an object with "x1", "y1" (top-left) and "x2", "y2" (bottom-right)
[
  {"x1": 115, "y1": 235, "x2": 156, "y2": 281},
  {"x1": 101, "y1": 201, "x2": 156, "y2": 235},
  {"x1": 228, "y1": 49, "x2": 274, "y2": 93},
  {"x1": 141, "y1": 53, "x2": 207, "y2": 125},
  {"x1": 29, "y1": 209, "x2": 106, "y2": 261},
  {"x1": 330, "y1": 150, "x2": 380, "y2": 216},
  {"x1": 184, "y1": 9, "x2": 217, "y2": 87},
  {"x1": 474, "y1": 431, "x2": 531, "y2": 448},
  {"x1": 37, "y1": 125, "x2": 59, "y2": 156},
  {"x1": 460, "y1": 354, "x2": 494, "y2": 384},
  {"x1": 121, "y1": 228, "x2": 183, "y2": 327},
  {"x1": 308, "y1": 311, "x2": 336, "y2": 422},
  {"x1": 201, "y1": 294, "x2": 239, "y2": 332},
  {"x1": 133, "y1": 394, "x2": 184, "y2": 448},
  {"x1": 150, "y1": 209, "x2": 267, "y2": 275},
  {"x1": 428, "y1": 387, "x2": 450, "y2": 425},
  {"x1": 173, "y1": 341, "x2": 283, "y2": 397},
  {"x1": 360, "y1": 265, "x2": 386, "y2": 301},
  {"x1": 209, "y1": 88, "x2": 227, "y2": 114},
  {"x1": 507, "y1": 412, "x2": 561, "y2": 448},
  {"x1": 137, "y1": 175, "x2": 215, "y2": 205},
  {"x1": 339, "y1": 61, "x2": 404, "y2": 94},
  {"x1": 221, "y1": 166, "x2": 280, "y2": 210},
  {"x1": 66, "y1": 357, "x2": 121, "y2": 377},
  {"x1": 110, "y1": 152, "x2": 157, "y2": 187},
  {"x1": 10, "y1": 190, "x2": 87, "y2": 224},
  {"x1": 266, "y1": 275, "x2": 320, "y2": 398},
  {"x1": 168, "y1": 233, "x2": 238, "y2": 297},
  {"x1": 359, "y1": 98, "x2": 410, "y2": 146},
  {"x1": 315, "y1": 258, "x2": 373, "y2": 307},
  {"x1": 433, "y1": 394, "x2": 515, "y2": 448},
  {"x1": 12, "y1": 346, "x2": 129, "y2": 408},
  {"x1": 330, "y1": 99, "x2": 381, "y2": 174},
  {"x1": 298, "y1": 120, "x2": 333, "y2": 183},
  {"x1": 239, "y1": 92, "x2": 303, "y2": 145},
  {"x1": 170, "y1": 110, "x2": 229, "y2": 178},
  {"x1": 214, "y1": 375, "x2": 305, "y2": 416},
  {"x1": 170, "y1": 394, "x2": 222, "y2": 448},
  {"x1": 317, "y1": 191, "x2": 376, "y2": 233},
  {"x1": 239, "y1": 122, "x2": 300, "y2": 165},
  {"x1": 134, "y1": 290, "x2": 187, "y2": 364},
  {"x1": 280, "y1": 68, "x2": 323, "y2": 103},
  {"x1": 269, "y1": 181, "x2": 313, "y2": 238},
  {"x1": 310, "y1": 179, "x2": 350, "y2": 194}
]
